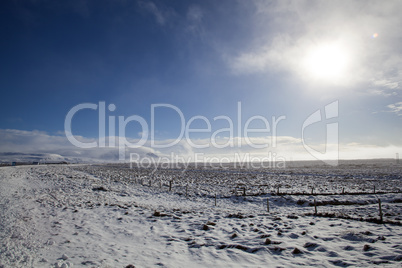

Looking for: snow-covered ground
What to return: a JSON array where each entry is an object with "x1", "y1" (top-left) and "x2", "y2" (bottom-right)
[{"x1": 1, "y1": 163, "x2": 402, "y2": 267}]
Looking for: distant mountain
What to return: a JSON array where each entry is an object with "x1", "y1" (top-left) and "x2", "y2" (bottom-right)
[
  {"x1": 146, "y1": 152, "x2": 159, "y2": 158},
  {"x1": 0, "y1": 152, "x2": 81, "y2": 163},
  {"x1": 0, "y1": 151, "x2": 161, "y2": 164}
]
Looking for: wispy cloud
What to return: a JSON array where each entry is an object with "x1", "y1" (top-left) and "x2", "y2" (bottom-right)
[
  {"x1": 0, "y1": 129, "x2": 400, "y2": 163},
  {"x1": 226, "y1": 0, "x2": 402, "y2": 92},
  {"x1": 387, "y1": 102, "x2": 402, "y2": 116},
  {"x1": 138, "y1": 1, "x2": 175, "y2": 26},
  {"x1": 228, "y1": 35, "x2": 300, "y2": 75},
  {"x1": 0, "y1": 129, "x2": 154, "y2": 162},
  {"x1": 185, "y1": 5, "x2": 204, "y2": 35}
]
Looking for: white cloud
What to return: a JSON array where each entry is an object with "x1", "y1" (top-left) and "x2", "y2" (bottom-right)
[
  {"x1": 0, "y1": 129, "x2": 156, "y2": 163},
  {"x1": 228, "y1": 35, "x2": 302, "y2": 75},
  {"x1": 0, "y1": 129, "x2": 401, "y2": 163},
  {"x1": 227, "y1": 0, "x2": 402, "y2": 92},
  {"x1": 373, "y1": 80, "x2": 399, "y2": 90},
  {"x1": 369, "y1": 89, "x2": 398, "y2": 97},
  {"x1": 387, "y1": 102, "x2": 402, "y2": 116}
]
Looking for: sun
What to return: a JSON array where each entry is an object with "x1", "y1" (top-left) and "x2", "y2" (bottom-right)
[{"x1": 303, "y1": 43, "x2": 349, "y2": 81}]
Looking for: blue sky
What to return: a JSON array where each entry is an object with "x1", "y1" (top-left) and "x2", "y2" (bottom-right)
[{"x1": 0, "y1": 0, "x2": 401, "y2": 162}]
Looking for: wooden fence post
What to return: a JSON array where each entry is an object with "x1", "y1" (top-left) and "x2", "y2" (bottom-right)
[
  {"x1": 267, "y1": 198, "x2": 269, "y2": 213},
  {"x1": 169, "y1": 180, "x2": 172, "y2": 192},
  {"x1": 314, "y1": 199, "x2": 317, "y2": 215},
  {"x1": 378, "y1": 198, "x2": 383, "y2": 223}
]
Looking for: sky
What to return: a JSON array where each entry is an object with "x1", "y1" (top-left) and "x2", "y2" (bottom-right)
[{"x1": 0, "y1": 0, "x2": 401, "y2": 163}]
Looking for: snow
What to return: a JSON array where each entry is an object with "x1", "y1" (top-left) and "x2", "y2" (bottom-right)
[{"x1": 0, "y1": 162, "x2": 401, "y2": 267}]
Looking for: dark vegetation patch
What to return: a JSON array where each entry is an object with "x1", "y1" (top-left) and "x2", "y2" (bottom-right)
[
  {"x1": 292, "y1": 247, "x2": 302, "y2": 254},
  {"x1": 153, "y1": 211, "x2": 169, "y2": 217},
  {"x1": 305, "y1": 212, "x2": 402, "y2": 226},
  {"x1": 227, "y1": 213, "x2": 254, "y2": 219},
  {"x1": 92, "y1": 186, "x2": 108, "y2": 192},
  {"x1": 308, "y1": 199, "x2": 371, "y2": 206}
]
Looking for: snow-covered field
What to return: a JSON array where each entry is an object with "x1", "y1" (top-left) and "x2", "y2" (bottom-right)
[{"x1": 1, "y1": 162, "x2": 402, "y2": 267}]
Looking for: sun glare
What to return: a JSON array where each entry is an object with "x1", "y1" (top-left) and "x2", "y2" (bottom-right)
[{"x1": 303, "y1": 43, "x2": 349, "y2": 82}]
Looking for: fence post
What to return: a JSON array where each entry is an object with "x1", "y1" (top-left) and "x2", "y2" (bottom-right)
[
  {"x1": 267, "y1": 198, "x2": 269, "y2": 213},
  {"x1": 169, "y1": 180, "x2": 172, "y2": 191},
  {"x1": 314, "y1": 199, "x2": 317, "y2": 215},
  {"x1": 311, "y1": 187, "x2": 314, "y2": 195},
  {"x1": 378, "y1": 198, "x2": 383, "y2": 223},
  {"x1": 373, "y1": 186, "x2": 376, "y2": 194}
]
